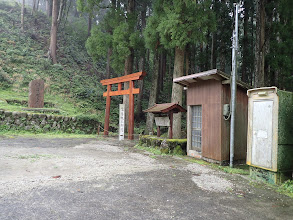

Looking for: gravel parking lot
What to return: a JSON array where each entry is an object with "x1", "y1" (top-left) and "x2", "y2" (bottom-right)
[{"x1": 0, "y1": 136, "x2": 292, "y2": 220}]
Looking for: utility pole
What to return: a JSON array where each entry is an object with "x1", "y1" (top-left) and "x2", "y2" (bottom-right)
[{"x1": 230, "y1": 4, "x2": 239, "y2": 168}]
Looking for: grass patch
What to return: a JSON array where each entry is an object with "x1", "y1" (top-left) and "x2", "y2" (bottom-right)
[
  {"x1": 182, "y1": 157, "x2": 210, "y2": 165},
  {"x1": 135, "y1": 144, "x2": 164, "y2": 155},
  {"x1": 218, "y1": 165, "x2": 250, "y2": 175},
  {"x1": 277, "y1": 180, "x2": 293, "y2": 198},
  {"x1": 0, "y1": 89, "x2": 100, "y2": 117},
  {"x1": 0, "y1": 130, "x2": 100, "y2": 139},
  {"x1": 6, "y1": 153, "x2": 61, "y2": 162},
  {"x1": 16, "y1": 154, "x2": 58, "y2": 160},
  {"x1": 250, "y1": 179, "x2": 293, "y2": 198},
  {"x1": 182, "y1": 156, "x2": 249, "y2": 175}
]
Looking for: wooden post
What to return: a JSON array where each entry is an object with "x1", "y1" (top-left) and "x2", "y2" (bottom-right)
[
  {"x1": 128, "y1": 80, "x2": 134, "y2": 140},
  {"x1": 97, "y1": 124, "x2": 100, "y2": 135},
  {"x1": 169, "y1": 112, "x2": 173, "y2": 139},
  {"x1": 157, "y1": 126, "x2": 161, "y2": 137},
  {"x1": 104, "y1": 84, "x2": 111, "y2": 136}
]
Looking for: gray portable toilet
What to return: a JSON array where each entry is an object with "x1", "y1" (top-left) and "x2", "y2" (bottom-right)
[{"x1": 247, "y1": 87, "x2": 293, "y2": 184}]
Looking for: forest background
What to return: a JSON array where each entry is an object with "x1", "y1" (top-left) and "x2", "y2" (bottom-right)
[{"x1": 0, "y1": 0, "x2": 292, "y2": 137}]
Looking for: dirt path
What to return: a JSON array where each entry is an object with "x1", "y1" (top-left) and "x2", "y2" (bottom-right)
[{"x1": 0, "y1": 137, "x2": 292, "y2": 220}]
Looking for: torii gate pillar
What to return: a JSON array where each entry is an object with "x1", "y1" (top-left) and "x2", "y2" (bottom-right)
[{"x1": 100, "y1": 71, "x2": 146, "y2": 140}]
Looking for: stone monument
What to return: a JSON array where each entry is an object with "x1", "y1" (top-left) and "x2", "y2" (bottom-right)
[{"x1": 28, "y1": 79, "x2": 44, "y2": 108}]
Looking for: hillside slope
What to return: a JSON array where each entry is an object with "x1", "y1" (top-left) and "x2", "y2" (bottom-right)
[{"x1": 0, "y1": 1, "x2": 115, "y2": 124}]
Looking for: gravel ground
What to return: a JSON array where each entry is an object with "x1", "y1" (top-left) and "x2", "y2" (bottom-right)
[
  {"x1": 0, "y1": 139, "x2": 165, "y2": 197},
  {"x1": 0, "y1": 137, "x2": 293, "y2": 220}
]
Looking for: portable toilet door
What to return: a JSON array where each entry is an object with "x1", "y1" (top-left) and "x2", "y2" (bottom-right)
[{"x1": 247, "y1": 87, "x2": 293, "y2": 184}]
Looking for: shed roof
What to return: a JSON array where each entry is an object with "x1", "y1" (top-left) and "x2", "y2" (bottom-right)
[
  {"x1": 173, "y1": 69, "x2": 251, "y2": 89},
  {"x1": 143, "y1": 103, "x2": 186, "y2": 114}
]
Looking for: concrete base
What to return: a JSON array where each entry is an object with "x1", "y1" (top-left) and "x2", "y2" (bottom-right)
[
  {"x1": 187, "y1": 150, "x2": 202, "y2": 159},
  {"x1": 249, "y1": 166, "x2": 292, "y2": 185}
]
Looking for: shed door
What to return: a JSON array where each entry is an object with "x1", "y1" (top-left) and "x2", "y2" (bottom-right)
[
  {"x1": 191, "y1": 105, "x2": 202, "y2": 152},
  {"x1": 251, "y1": 100, "x2": 273, "y2": 169}
]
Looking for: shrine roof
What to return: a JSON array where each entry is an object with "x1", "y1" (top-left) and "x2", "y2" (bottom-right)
[{"x1": 143, "y1": 103, "x2": 186, "y2": 114}]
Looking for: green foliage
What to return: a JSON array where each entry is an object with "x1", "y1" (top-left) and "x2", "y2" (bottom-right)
[
  {"x1": 76, "y1": 0, "x2": 103, "y2": 14},
  {"x1": 0, "y1": 129, "x2": 99, "y2": 139},
  {"x1": 266, "y1": 0, "x2": 293, "y2": 90},
  {"x1": 0, "y1": 68, "x2": 12, "y2": 89},
  {"x1": 86, "y1": 26, "x2": 112, "y2": 62},
  {"x1": 0, "y1": 1, "x2": 111, "y2": 126},
  {"x1": 135, "y1": 144, "x2": 163, "y2": 155},
  {"x1": 278, "y1": 180, "x2": 293, "y2": 197},
  {"x1": 139, "y1": 135, "x2": 187, "y2": 154},
  {"x1": 146, "y1": 0, "x2": 215, "y2": 50}
]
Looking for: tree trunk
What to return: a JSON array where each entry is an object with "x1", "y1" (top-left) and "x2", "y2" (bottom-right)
[
  {"x1": 32, "y1": 0, "x2": 36, "y2": 15},
  {"x1": 57, "y1": 0, "x2": 64, "y2": 22},
  {"x1": 21, "y1": 0, "x2": 25, "y2": 31},
  {"x1": 242, "y1": 0, "x2": 249, "y2": 83},
  {"x1": 123, "y1": 48, "x2": 134, "y2": 132},
  {"x1": 135, "y1": 56, "x2": 145, "y2": 120},
  {"x1": 145, "y1": 52, "x2": 160, "y2": 135},
  {"x1": 88, "y1": 13, "x2": 92, "y2": 37},
  {"x1": 160, "y1": 51, "x2": 167, "y2": 90},
  {"x1": 210, "y1": 33, "x2": 215, "y2": 69},
  {"x1": 171, "y1": 46, "x2": 185, "y2": 139},
  {"x1": 36, "y1": 0, "x2": 40, "y2": 11},
  {"x1": 46, "y1": 0, "x2": 52, "y2": 17},
  {"x1": 106, "y1": 47, "x2": 112, "y2": 79},
  {"x1": 48, "y1": 0, "x2": 58, "y2": 64},
  {"x1": 185, "y1": 45, "x2": 190, "y2": 75},
  {"x1": 254, "y1": 0, "x2": 265, "y2": 88},
  {"x1": 123, "y1": 0, "x2": 135, "y2": 132},
  {"x1": 135, "y1": 5, "x2": 146, "y2": 119}
]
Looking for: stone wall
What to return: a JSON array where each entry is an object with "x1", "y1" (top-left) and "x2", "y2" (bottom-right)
[
  {"x1": 139, "y1": 135, "x2": 187, "y2": 155},
  {"x1": 0, "y1": 110, "x2": 100, "y2": 134}
]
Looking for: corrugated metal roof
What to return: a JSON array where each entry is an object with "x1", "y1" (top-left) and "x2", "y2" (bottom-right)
[
  {"x1": 144, "y1": 103, "x2": 186, "y2": 113},
  {"x1": 173, "y1": 69, "x2": 251, "y2": 89}
]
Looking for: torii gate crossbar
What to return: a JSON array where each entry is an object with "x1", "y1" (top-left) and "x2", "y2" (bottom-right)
[{"x1": 100, "y1": 71, "x2": 146, "y2": 140}]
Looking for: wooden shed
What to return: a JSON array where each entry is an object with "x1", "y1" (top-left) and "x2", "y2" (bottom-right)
[{"x1": 174, "y1": 69, "x2": 250, "y2": 164}]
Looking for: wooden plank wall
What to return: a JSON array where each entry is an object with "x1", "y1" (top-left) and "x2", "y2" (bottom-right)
[
  {"x1": 187, "y1": 79, "x2": 248, "y2": 162},
  {"x1": 187, "y1": 80, "x2": 222, "y2": 161},
  {"x1": 222, "y1": 85, "x2": 248, "y2": 161}
]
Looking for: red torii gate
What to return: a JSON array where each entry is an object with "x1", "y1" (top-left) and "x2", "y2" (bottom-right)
[{"x1": 100, "y1": 71, "x2": 146, "y2": 140}]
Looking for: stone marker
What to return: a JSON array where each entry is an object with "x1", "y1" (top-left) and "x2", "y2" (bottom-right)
[{"x1": 28, "y1": 79, "x2": 44, "y2": 108}]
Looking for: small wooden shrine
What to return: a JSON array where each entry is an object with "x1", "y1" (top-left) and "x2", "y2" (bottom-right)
[{"x1": 144, "y1": 103, "x2": 186, "y2": 139}]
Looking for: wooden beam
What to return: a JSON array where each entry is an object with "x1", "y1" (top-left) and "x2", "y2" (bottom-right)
[
  {"x1": 101, "y1": 71, "x2": 146, "y2": 85},
  {"x1": 169, "y1": 112, "x2": 173, "y2": 139},
  {"x1": 104, "y1": 85, "x2": 111, "y2": 136},
  {"x1": 222, "y1": 79, "x2": 231, "y2": 85},
  {"x1": 157, "y1": 126, "x2": 161, "y2": 137},
  {"x1": 128, "y1": 81, "x2": 134, "y2": 140},
  {"x1": 103, "y1": 88, "x2": 140, "y2": 97}
]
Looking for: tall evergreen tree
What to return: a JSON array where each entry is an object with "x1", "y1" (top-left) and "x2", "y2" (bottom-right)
[
  {"x1": 145, "y1": 0, "x2": 215, "y2": 138},
  {"x1": 48, "y1": 0, "x2": 58, "y2": 64}
]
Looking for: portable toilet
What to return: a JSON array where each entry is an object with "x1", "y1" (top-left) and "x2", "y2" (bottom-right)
[{"x1": 247, "y1": 87, "x2": 293, "y2": 184}]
